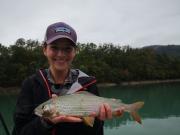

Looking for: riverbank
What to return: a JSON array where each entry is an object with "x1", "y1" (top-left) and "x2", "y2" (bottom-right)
[
  {"x1": 120, "y1": 79, "x2": 180, "y2": 86},
  {"x1": 97, "y1": 79, "x2": 180, "y2": 87},
  {"x1": 1, "y1": 79, "x2": 180, "y2": 94}
]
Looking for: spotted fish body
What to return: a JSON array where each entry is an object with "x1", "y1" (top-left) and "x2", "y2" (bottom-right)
[{"x1": 35, "y1": 91, "x2": 144, "y2": 126}]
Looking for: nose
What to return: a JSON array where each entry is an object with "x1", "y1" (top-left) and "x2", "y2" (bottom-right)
[{"x1": 56, "y1": 49, "x2": 66, "y2": 56}]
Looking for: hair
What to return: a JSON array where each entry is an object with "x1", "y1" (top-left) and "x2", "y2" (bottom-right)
[
  {"x1": 42, "y1": 42, "x2": 47, "y2": 48},
  {"x1": 42, "y1": 40, "x2": 77, "y2": 49}
]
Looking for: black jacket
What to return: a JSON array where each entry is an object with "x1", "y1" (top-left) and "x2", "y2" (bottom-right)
[{"x1": 12, "y1": 69, "x2": 104, "y2": 135}]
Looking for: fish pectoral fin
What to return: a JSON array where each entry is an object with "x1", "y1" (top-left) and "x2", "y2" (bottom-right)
[{"x1": 82, "y1": 117, "x2": 95, "y2": 127}]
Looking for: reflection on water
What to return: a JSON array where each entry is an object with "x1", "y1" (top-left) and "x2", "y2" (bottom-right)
[
  {"x1": 99, "y1": 83, "x2": 180, "y2": 135},
  {"x1": 105, "y1": 117, "x2": 180, "y2": 135}
]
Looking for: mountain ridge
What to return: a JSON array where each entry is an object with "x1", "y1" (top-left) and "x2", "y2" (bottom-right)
[{"x1": 143, "y1": 45, "x2": 180, "y2": 57}]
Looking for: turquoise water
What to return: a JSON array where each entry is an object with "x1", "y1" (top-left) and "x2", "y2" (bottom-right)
[
  {"x1": 99, "y1": 83, "x2": 180, "y2": 135},
  {"x1": 0, "y1": 83, "x2": 180, "y2": 135},
  {"x1": 0, "y1": 94, "x2": 16, "y2": 135}
]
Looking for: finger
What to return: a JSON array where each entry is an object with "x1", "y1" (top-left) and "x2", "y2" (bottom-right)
[
  {"x1": 115, "y1": 107, "x2": 125, "y2": 117},
  {"x1": 119, "y1": 106, "x2": 125, "y2": 114},
  {"x1": 104, "y1": 103, "x2": 112, "y2": 119},
  {"x1": 60, "y1": 116, "x2": 82, "y2": 122},
  {"x1": 50, "y1": 115, "x2": 82, "y2": 124},
  {"x1": 89, "y1": 112, "x2": 97, "y2": 117},
  {"x1": 48, "y1": 115, "x2": 65, "y2": 124},
  {"x1": 99, "y1": 104, "x2": 106, "y2": 120},
  {"x1": 52, "y1": 94, "x2": 58, "y2": 98}
]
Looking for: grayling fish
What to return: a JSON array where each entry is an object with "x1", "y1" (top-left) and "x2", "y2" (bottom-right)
[{"x1": 35, "y1": 91, "x2": 144, "y2": 126}]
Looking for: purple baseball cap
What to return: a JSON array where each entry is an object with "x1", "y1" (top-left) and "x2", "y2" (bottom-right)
[{"x1": 44, "y1": 22, "x2": 77, "y2": 46}]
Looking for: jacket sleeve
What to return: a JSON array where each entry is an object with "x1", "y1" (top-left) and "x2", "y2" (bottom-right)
[
  {"x1": 86, "y1": 81, "x2": 100, "y2": 96},
  {"x1": 12, "y1": 77, "x2": 53, "y2": 135},
  {"x1": 86, "y1": 82, "x2": 104, "y2": 135}
]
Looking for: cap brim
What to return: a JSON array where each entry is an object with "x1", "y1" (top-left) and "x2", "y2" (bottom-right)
[{"x1": 46, "y1": 35, "x2": 76, "y2": 45}]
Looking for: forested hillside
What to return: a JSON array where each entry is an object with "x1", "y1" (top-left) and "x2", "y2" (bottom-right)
[{"x1": 1, "y1": 38, "x2": 180, "y2": 86}]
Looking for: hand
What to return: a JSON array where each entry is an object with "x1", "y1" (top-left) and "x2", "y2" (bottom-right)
[
  {"x1": 46, "y1": 115, "x2": 82, "y2": 124},
  {"x1": 98, "y1": 103, "x2": 112, "y2": 120},
  {"x1": 92, "y1": 103, "x2": 124, "y2": 121}
]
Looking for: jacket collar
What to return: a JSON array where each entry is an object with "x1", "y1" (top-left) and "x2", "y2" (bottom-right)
[{"x1": 35, "y1": 69, "x2": 96, "y2": 95}]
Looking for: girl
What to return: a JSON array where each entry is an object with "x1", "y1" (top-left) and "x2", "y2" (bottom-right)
[{"x1": 12, "y1": 22, "x2": 123, "y2": 135}]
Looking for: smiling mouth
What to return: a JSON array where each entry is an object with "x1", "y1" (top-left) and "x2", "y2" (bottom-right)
[{"x1": 54, "y1": 58, "x2": 66, "y2": 62}]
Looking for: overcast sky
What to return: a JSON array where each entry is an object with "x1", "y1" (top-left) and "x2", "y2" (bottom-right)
[{"x1": 0, "y1": 0, "x2": 180, "y2": 47}]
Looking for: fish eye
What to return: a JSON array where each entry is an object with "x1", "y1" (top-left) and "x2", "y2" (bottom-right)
[
  {"x1": 42, "y1": 105, "x2": 49, "y2": 111},
  {"x1": 42, "y1": 105, "x2": 45, "y2": 109}
]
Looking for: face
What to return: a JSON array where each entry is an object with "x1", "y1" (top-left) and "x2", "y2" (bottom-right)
[{"x1": 43, "y1": 38, "x2": 76, "y2": 72}]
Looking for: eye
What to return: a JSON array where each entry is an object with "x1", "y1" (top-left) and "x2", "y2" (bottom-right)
[
  {"x1": 64, "y1": 47, "x2": 74, "y2": 53},
  {"x1": 50, "y1": 45, "x2": 59, "y2": 50}
]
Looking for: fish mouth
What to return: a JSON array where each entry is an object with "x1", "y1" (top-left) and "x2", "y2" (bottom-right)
[
  {"x1": 41, "y1": 110, "x2": 54, "y2": 118},
  {"x1": 34, "y1": 108, "x2": 53, "y2": 118},
  {"x1": 34, "y1": 108, "x2": 43, "y2": 117}
]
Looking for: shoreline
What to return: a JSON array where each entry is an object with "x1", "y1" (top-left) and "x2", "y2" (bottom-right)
[
  {"x1": 97, "y1": 79, "x2": 180, "y2": 87},
  {"x1": 120, "y1": 79, "x2": 180, "y2": 86},
  {"x1": 0, "y1": 79, "x2": 180, "y2": 94}
]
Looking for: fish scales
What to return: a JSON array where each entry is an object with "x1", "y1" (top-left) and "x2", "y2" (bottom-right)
[
  {"x1": 53, "y1": 93, "x2": 122, "y2": 116},
  {"x1": 35, "y1": 91, "x2": 144, "y2": 125}
]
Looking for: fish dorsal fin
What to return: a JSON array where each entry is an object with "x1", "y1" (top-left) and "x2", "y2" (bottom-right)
[{"x1": 82, "y1": 117, "x2": 95, "y2": 127}]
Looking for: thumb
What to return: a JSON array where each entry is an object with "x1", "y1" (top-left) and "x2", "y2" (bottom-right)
[{"x1": 52, "y1": 94, "x2": 58, "y2": 98}]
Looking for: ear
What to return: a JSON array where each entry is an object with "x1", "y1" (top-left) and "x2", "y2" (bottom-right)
[
  {"x1": 43, "y1": 46, "x2": 47, "y2": 56},
  {"x1": 74, "y1": 48, "x2": 77, "y2": 54},
  {"x1": 74, "y1": 47, "x2": 78, "y2": 54},
  {"x1": 72, "y1": 48, "x2": 76, "y2": 58}
]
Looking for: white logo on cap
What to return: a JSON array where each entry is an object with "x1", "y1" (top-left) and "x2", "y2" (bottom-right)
[{"x1": 55, "y1": 27, "x2": 71, "y2": 34}]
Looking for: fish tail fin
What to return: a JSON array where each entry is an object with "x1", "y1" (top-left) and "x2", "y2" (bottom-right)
[
  {"x1": 127, "y1": 101, "x2": 144, "y2": 124},
  {"x1": 130, "y1": 111, "x2": 142, "y2": 124}
]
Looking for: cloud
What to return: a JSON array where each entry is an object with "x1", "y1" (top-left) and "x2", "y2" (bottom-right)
[{"x1": 0, "y1": 0, "x2": 180, "y2": 47}]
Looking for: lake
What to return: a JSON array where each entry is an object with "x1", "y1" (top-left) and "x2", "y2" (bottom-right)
[{"x1": 0, "y1": 82, "x2": 180, "y2": 135}]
